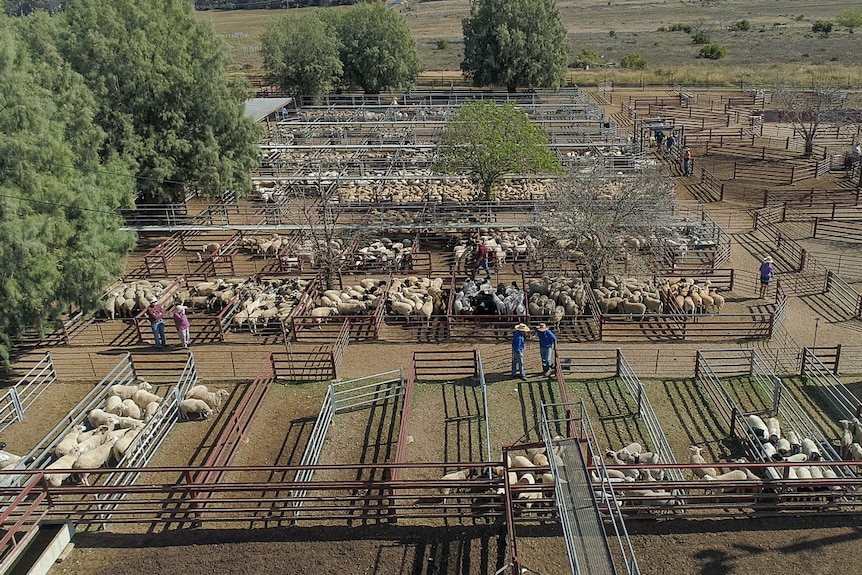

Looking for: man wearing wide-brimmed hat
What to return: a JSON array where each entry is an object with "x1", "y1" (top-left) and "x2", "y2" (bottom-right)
[
  {"x1": 759, "y1": 255, "x2": 775, "y2": 299},
  {"x1": 145, "y1": 296, "x2": 167, "y2": 349},
  {"x1": 535, "y1": 323, "x2": 558, "y2": 376},
  {"x1": 511, "y1": 323, "x2": 531, "y2": 380}
]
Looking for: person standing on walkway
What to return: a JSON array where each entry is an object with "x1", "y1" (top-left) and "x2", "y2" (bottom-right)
[
  {"x1": 173, "y1": 304, "x2": 191, "y2": 349},
  {"x1": 536, "y1": 323, "x2": 558, "y2": 376},
  {"x1": 759, "y1": 255, "x2": 775, "y2": 299},
  {"x1": 683, "y1": 147, "x2": 693, "y2": 176},
  {"x1": 471, "y1": 239, "x2": 492, "y2": 281},
  {"x1": 146, "y1": 296, "x2": 167, "y2": 349},
  {"x1": 511, "y1": 323, "x2": 530, "y2": 380},
  {"x1": 665, "y1": 133, "x2": 676, "y2": 156}
]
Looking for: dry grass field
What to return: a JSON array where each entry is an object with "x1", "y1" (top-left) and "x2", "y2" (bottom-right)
[{"x1": 198, "y1": 0, "x2": 862, "y2": 85}]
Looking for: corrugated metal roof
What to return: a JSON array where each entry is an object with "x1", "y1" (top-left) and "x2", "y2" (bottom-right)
[{"x1": 243, "y1": 97, "x2": 292, "y2": 123}]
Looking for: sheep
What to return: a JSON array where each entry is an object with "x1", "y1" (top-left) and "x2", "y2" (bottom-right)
[
  {"x1": 112, "y1": 428, "x2": 142, "y2": 462},
  {"x1": 186, "y1": 386, "x2": 229, "y2": 410},
  {"x1": 44, "y1": 452, "x2": 80, "y2": 488},
  {"x1": 439, "y1": 468, "x2": 472, "y2": 496},
  {"x1": 104, "y1": 395, "x2": 124, "y2": 416},
  {"x1": 688, "y1": 445, "x2": 719, "y2": 479},
  {"x1": 109, "y1": 380, "x2": 153, "y2": 400},
  {"x1": 54, "y1": 425, "x2": 84, "y2": 457},
  {"x1": 113, "y1": 416, "x2": 145, "y2": 430},
  {"x1": 0, "y1": 450, "x2": 22, "y2": 471},
  {"x1": 745, "y1": 414, "x2": 769, "y2": 442},
  {"x1": 179, "y1": 398, "x2": 214, "y2": 420},
  {"x1": 766, "y1": 417, "x2": 781, "y2": 444},
  {"x1": 143, "y1": 401, "x2": 160, "y2": 422},
  {"x1": 73, "y1": 436, "x2": 119, "y2": 486},
  {"x1": 121, "y1": 399, "x2": 142, "y2": 419},
  {"x1": 703, "y1": 469, "x2": 748, "y2": 482},
  {"x1": 132, "y1": 389, "x2": 162, "y2": 410},
  {"x1": 801, "y1": 438, "x2": 822, "y2": 461},
  {"x1": 88, "y1": 408, "x2": 119, "y2": 429}
]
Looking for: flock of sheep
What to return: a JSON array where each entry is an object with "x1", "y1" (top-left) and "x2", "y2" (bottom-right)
[
  {"x1": 100, "y1": 279, "x2": 174, "y2": 320},
  {"x1": 336, "y1": 177, "x2": 551, "y2": 204}
]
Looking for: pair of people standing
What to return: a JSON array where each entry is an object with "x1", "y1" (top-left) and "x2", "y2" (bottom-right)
[
  {"x1": 146, "y1": 298, "x2": 191, "y2": 349},
  {"x1": 511, "y1": 322, "x2": 558, "y2": 379}
]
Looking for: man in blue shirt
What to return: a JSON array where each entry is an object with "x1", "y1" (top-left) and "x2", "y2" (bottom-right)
[
  {"x1": 511, "y1": 323, "x2": 530, "y2": 380},
  {"x1": 536, "y1": 323, "x2": 558, "y2": 376}
]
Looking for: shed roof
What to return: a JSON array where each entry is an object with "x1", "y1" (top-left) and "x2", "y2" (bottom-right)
[{"x1": 243, "y1": 97, "x2": 292, "y2": 123}]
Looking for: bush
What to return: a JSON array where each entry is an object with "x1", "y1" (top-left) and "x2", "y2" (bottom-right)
[
  {"x1": 697, "y1": 43, "x2": 727, "y2": 59},
  {"x1": 576, "y1": 48, "x2": 600, "y2": 63},
  {"x1": 668, "y1": 23, "x2": 692, "y2": 33},
  {"x1": 620, "y1": 52, "x2": 647, "y2": 69},
  {"x1": 608, "y1": 29, "x2": 616, "y2": 37},
  {"x1": 812, "y1": 20, "x2": 833, "y2": 34},
  {"x1": 692, "y1": 31, "x2": 711, "y2": 44},
  {"x1": 436, "y1": 39, "x2": 448, "y2": 50},
  {"x1": 729, "y1": 20, "x2": 751, "y2": 31}
]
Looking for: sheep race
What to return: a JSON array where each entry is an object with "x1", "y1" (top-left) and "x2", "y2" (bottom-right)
[{"x1": 2, "y1": 86, "x2": 862, "y2": 575}]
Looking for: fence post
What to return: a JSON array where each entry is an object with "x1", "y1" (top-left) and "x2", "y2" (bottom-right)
[
  {"x1": 813, "y1": 218, "x2": 820, "y2": 238},
  {"x1": 798, "y1": 249, "x2": 807, "y2": 273},
  {"x1": 772, "y1": 376, "x2": 782, "y2": 414},
  {"x1": 800, "y1": 347, "x2": 809, "y2": 376}
]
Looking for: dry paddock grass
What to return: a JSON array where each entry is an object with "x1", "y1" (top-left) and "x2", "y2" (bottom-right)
[{"x1": 199, "y1": 0, "x2": 862, "y2": 85}]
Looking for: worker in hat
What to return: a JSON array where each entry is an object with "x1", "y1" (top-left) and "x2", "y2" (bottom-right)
[
  {"x1": 536, "y1": 323, "x2": 558, "y2": 376},
  {"x1": 173, "y1": 304, "x2": 191, "y2": 349},
  {"x1": 759, "y1": 256, "x2": 775, "y2": 299},
  {"x1": 146, "y1": 296, "x2": 167, "y2": 349},
  {"x1": 512, "y1": 323, "x2": 531, "y2": 380}
]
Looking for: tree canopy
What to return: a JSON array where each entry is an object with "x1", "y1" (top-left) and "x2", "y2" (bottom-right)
[
  {"x1": 538, "y1": 165, "x2": 676, "y2": 281},
  {"x1": 437, "y1": 101, "x2": 562, "y2": 201},
  {"x1": 771, "y1": 78, "x2": 848, "y2": 155},
  {"x1": 461, "y1": 0, "x2": 569, "y2": 92},
  {"x1": 60, "y1": 0, "x2": 261, "y2": 203},
  {"x1": 0, "y1": 14, "x2": 136, "y2": 369},
  {"x1": 837, "y1": 8, "x2": 862, "y2": 33},
  {"x1": 262, "y1": 11, "x2": 342, "y2": 102},
  {"x1": 336, "y1": 1, "x2": 419, "y2": 94}
]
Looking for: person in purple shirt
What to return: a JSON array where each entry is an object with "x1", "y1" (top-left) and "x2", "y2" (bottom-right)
[
  {"x1": 511, "y1": 323, "x2": 530, "y2": 380},
  {"x1": 471, "y1": 239, "x2": 492, "y2": 281},
  {"x1": 173, "y1": 304, "x2": 191, "y2": 348},
  {"x1": 536, "y1": 323, "x2": 558, "y2": 376},
  {"x1": 759, "y1": 255, "x2": 775, "y2": 299}
]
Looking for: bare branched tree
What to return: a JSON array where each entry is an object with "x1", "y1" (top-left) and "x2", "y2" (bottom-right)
[
  {"x1": 536, "y1": 164, "x2": 677, "y2": 282},
  {"x1": 770, "y1": 78, "x2": 849, "y2": 156}
]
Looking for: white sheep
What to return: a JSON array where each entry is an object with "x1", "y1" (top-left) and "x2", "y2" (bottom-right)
[
  {"x1": 688, "y1": 445, "x2": 718, "y2": 479},
  {"x1": 143, "y1": 401, "x2": 160, "y2": 422},
  {"x1": 439, "y1": 468, "x2": 472, "y2": 496},
  {"x1": 745, "y1": 414, "x2": 769, "y2": 442},
  {"x1": 766, "y1": 417, "x2": 781, "y2": 444},
  {"x1": 121, "y1": 399, "x2": 142, "y2": 419},
  {"x1": 132, "y1": 389, "x2": 162, "y2": 410},
  {"x1": 113, "y1": 416, "x2": 145, "y2": 430},
  {"x1": 179, "y1": 398, "x2": 213, "y2": 420},
  {"x1": 112, "y1": 428, "x2": 142, "y2": 462},
  {"x1": 186, "y1": 386, "x2": 229, "y2": 410},
  {"x1": 104, "y1": 395, "x2": 124, "y2": 416},
  {"x1": 109, "y1": 380, "x2": 153, "y2": 400},
  {"x1": 801, "y1": 438, "x2": 822, "y2": 461},
  {"x1": 54, "y1": 425, "x2": 84, "y2": 457},
  {"x1": 88, "y1": 408, "x2": 119, "y2": 429},
  {"x1": 73, "y1": 436, "x2": 119, "y2": 486},
  {"x1": 44, "y1": 452, "x2": 80, "y2": 487}
]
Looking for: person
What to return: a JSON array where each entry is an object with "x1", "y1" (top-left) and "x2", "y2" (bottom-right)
[
  {"x1": 173, "y1": 304, "x2": 191, "y2": 349},
  {"x1": 146, "y1": 296, "x2": 167, "y2": 349},
  {"x1": 655, "y1": 129, "x2": 665, "y2": 149},
  {"x1": 536, "y1": 323, "x2": 558, "y2": 376},
  {"x1": 665, "y1": 133, "x2": 676, "y2": 155},
  {"x1": 471, "y1": 239, "x2": 492, "y2": 281},
  {"x1": 683, "y1": 147, "x2": 693, "y2": 176},
  {"x1": 511, "y1": 323, "x2": 530, "y2": 380},
  {"x1": 280, "y1": 106, "x2": 289, "y2": 121},
  {"x1": 759, "y1": 255, "x2": 775, "y2": 298}
]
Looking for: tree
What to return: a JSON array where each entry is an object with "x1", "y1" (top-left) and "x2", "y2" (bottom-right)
[
  {"x1": 60, "y1": 0, "x2": 262, "y2": 204},
  {"x1": 698, "y1": 44, "x2": 727, "y2": 59},
  {"x1": 837, "y1": 8, "x2": 862, "y2": 33},
  {"x1": 437, "y1": 101, "x2": 562, "y2": 201},
  {"x1": 0, "y1": 14, "x2": 136, "y2": 370},
  {"x1": 620, "y1": 52, "x2": 647, "y2": 69},
  {"x1": 262, "y1": 12, "x2": 342, "y2": 102},
  {"x1": 336, "y1": 1, "x2": 419, "y2": 94},
  {"x1": 461, "y1": 0, "x2": 568, "y2": 92},
  {"x1": 771, "y1": 79, "x2": 848, "y2": 156},
  {"x1": 536, "y1": 165, "x2": 677, "y2": 282}
]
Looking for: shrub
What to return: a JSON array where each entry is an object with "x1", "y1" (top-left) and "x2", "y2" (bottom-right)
[
  {"x1": 729, "y1": 20, "x2": 751, "y2": 31},
  {"x1": 692, "y1": 31, "x2": 711, "y2": 44},
  {"x1": 608, "y1": 29, "x2": 616, "y2": 37},
  {"x1": 668, "y1": 23, "x2": 692, "y2": 33},
  {"x1": 576, "y1": 48, "x2": 600, "y2": 63},
  {"x1": 812, "y1": 20, "x2": 833, "y2": 34},
  {"x1": 436, "y1": 39, "x2": 448, "y2": 50},
  {"x1": 620, "y1": 52, "x2": 647, "y2": 69},
  {"x1": 697, "y1": 43, "x2": 727, "y2": 59}
]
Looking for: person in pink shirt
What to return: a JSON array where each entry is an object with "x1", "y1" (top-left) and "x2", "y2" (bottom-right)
[{"x1": 173, "y1": 305, "x2": 191, "y2": 348}]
